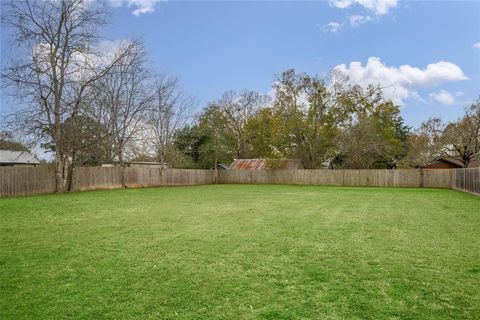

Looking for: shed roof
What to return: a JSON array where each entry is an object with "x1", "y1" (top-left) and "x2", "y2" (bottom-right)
[
  {"x1": 229, "y1": 159, "x2": 303, "y2": 170},
  {"x1": 0, "y1": 150, "x2": 40, "y2": 164},
  {"x1": 214, "y1": 163, "x2": 230, "y2": 170}
]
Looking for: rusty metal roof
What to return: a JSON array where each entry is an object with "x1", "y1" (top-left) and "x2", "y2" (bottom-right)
[{"x1": 229, "y1": 159, "x2": 304, "y2": 170}]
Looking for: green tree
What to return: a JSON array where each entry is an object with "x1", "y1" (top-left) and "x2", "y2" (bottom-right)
[
  {"x1": 197, "y1": 105, "x2": 235, "y2": 168},
  {"x1": 215, "y1": 90, "x2": 269, "y2": 159},
  {"x1": 264, "y1": 69, "x2": 342, "y2": 168},
  {"x1": 245, "y1": 108, "x2": 281, "y2": 158},
  {"x1": 0, "y1": 132, "x2": 29, "y2": 151},
  {"x1": 175, "y1": 106, "x2": 235, "y2": 169},
  {"x1": 332, "y1": 87, "x2": 409, "y2": 169},
  {"x1": 42, "y1": 115, "x2": 111, "y2": 190},
  {"x1": 174, "y1": 125, "x2": 206, "y2": 168},
  {"x1": 441, "y1": 98, "x2": 480, "y2": 167}
]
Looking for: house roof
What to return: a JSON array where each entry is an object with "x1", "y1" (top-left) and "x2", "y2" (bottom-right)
[
  {"x1": 229, "y1": 159, "x2": 303, "y2": 170},
  {"x1": 0, "y1": 150, "x2": 40, "y2": 164},
  {"x1": 427, "y1": 156, "x2": 479, "y2": 168}
]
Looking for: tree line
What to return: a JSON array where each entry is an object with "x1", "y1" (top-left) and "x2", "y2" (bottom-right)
[
  {"x1": 1, "y1": 0, "x2": 479, "y2": 193},
  {"x1": 172, "y1": 70, "x2": 479, "y2": 171}
]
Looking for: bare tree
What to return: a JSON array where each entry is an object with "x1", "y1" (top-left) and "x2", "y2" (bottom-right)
[
  {"x1": 144, "y1": 75, "x2": 194, "y2": 169},
  {"x1": 91, "y1": 41, "x2": 152, "y2": 164},
  {"x1": 1, "y1": 0, "x2": 136, "y2": 192},
  {"x1": 217, "y1": 90, "x2": 269, "y2": 158},
  {"x1": 399, "y1": 117, "x2": 444, "y2": 168}
]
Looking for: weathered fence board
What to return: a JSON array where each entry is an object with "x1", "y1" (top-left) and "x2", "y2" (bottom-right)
[
  {"x1": 0, "y1": 166, "x2": 56, "y2": 197},
  {"x1": 1, "y1": 166, "x2": 478, "y2": 197},
  {"x1": 72, "y1": 167, "x2": 215, "y2": 192},
  {"x1": 71, "y1": 167, "x2": 124, "y2": 191},
  {"x1": 218, "y1": 169, "x2": 455, "y2": 189},
  {"x1": 452, "y1": 168, "x2": 480, "y2": 195},
  {"x1": 423, "y1": 169, "x2": 454, "y2": 188},
  {"x1": 0, "y1": 167, "x2": 215, "y2": 197}
]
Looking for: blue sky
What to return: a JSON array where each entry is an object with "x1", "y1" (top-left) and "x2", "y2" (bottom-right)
[{"x1": 1, "y1": 0, "x2": 480, "y2": 128}]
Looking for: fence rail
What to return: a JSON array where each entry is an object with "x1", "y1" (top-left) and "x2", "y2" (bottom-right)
[{"x1": 1, "y1": 166, "x2": 479, "y2": 197}]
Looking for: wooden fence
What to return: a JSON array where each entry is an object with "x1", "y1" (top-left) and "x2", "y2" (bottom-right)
[
  {"x1": 218, "y1": 169, "x2": 455, "y2": 189},
  {"x1": 0, "y1": 167, "x2": 215, "y2": 197},
  {"x1": 71, "y1": 167, "x2": 215, "y2": 191},
  {"x1": 0, "y1": 166, "x2": 56, "y2": 197},
  {"x1": 1, "y1": 166, "x2": 478, "y2": 197},
  {"x1": 452, "y1": 168, "x2": 480, "y2": 195}
]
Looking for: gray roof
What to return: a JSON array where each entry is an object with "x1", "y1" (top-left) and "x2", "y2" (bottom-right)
[{"x1": 0, "y1": 150, "x2": 40, "y2": 164}]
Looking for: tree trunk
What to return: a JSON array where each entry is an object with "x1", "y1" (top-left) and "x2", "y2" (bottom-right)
[
  {"x1": 118, "y1": 154, "x2": 126, "y2": 189},
  {"x1": 55, "y1": 153, "x2": 67, "y2": 193},
  {"x1": 214, "y1": 141, "x2": 219, "y2": 184},
  {"x1": 420, "y1": 168, "x2": 424, "y2": 188},
  {"x1": 159, "y1": 153, "x2": 165, "y2": 186},
  {"x1": 66, "y1": 152, "x2": 76, "y2": 192}
]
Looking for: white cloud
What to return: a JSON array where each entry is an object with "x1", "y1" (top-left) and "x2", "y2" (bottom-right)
[
  {"x1": 328, "y1": 0, "x2": 398, "y2": 15},
  {"x1": 333, "y1": 57, "x2": 468, "y2": 105},
  {"x1": 33, "y1": 39, "x2": 138, "y2": 84},
  {"x1": 429, "y1": 90, "x2": 456, "y2": 106},
  {"x1": 473, "y1": 42, "x2": 480, "y2": 49},
  {"x1": 109, "y1": 0, "x2": 165, "y2": 16},
  {"x1": 326, "y1": 21, "x2": 344, "y2": 33},
  {"x1": 349, "y1": 14, "x2": 372, "y2": 27},
  {"x1": 322, "y1": 16, "x2": 371, "y2": 33}
]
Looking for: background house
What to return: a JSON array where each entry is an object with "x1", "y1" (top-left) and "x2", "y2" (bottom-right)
[
  {"x1": 423, "y1": 156, "x2": 478, "y2": 169},
  {"x1": 0, "y1": 150, "x2": 40, "y2": 167},
  {"x1": 229, "y1": 159, "x2": 304, "y2": 170}
]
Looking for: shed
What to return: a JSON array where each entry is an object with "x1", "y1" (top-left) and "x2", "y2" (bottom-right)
[
  {"x1": 0, "y1": 150, "x2": 40, "y2": 166},
  {"x1": 229, "y1": 159, "x2": 304, "y2": 170}
]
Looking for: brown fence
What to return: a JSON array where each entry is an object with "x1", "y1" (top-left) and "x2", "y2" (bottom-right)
[
  {"x1": 0, "y1": 166, "x2": 478, "y2": 198},
  {"x1": 0, "y1": 166, "x2": 56, "y2": 197},
  {"x1": 71, "y1": 167, "x2": 215, "y2": 192},
  {"x1": 218, "y1": 169, "x2": 454, "y2": 189},
  {"x1": 452, "y1": 168, "x2": 480, "y2": 195},
  {"x1": 0, "y1": 167, "x2": 215, "y2": 197}
]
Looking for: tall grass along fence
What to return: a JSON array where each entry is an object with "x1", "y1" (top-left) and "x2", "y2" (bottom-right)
[{"x1": 0, "y1": 166, "x2": 478, "y2": 197}]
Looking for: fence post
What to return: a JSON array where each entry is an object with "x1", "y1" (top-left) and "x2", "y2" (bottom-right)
[
  {"x1": 420, "y1": 169, "x2": 424, "y2": 188},
  {"x1": 121, "y1": 165, "x2": 126, "y2": 189},
  {"x1": 2, "y1": 167, "x2": 479, "y2": 197}
]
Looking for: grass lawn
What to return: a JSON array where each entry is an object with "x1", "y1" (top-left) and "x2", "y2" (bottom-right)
[{"x1": 1, "y1": 185, "x2": 479, "y2": 319}]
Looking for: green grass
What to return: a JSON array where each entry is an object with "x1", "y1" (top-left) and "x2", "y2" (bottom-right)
[{"x1": 1, "y1": 185, "x2": 479, "y2": 319}]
